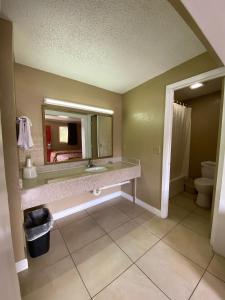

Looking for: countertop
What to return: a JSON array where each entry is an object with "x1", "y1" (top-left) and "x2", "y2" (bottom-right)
[{"x1": 21, "y1": 161, "x2": 141, "y2": 210}]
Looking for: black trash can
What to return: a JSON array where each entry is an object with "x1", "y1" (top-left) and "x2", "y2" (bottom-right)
[{"x1": 24, "y1": 208, "x2": 53, "y2": 258}]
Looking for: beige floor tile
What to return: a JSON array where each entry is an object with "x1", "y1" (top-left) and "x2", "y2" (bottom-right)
[
  {"x1": 56, "y1": 210, "x2": 89, "y2": 228},
  {"x1": 181, "y1": 213, "x2": 211, "y2": 238},
  {"x1": 170, "y1": 193, "x2": 197, "y2": 211},
  {"x1": 93, "y1": 265, "x2": 168, "y2": 300},
  {"x1": 133, "y1": 210, "x2": 155, "y2": 224},
  {"x1": 86, "y1": 200, "x2": 113, "y2": 214},
  {"x1": 19, "y1": 256, "x2": 90, "y2": 300},
  {"x1": 109, "y1": 196, "x2": 127, "y2": 206},
  {"x1": 194, "y1": 206, "x2": 212, "y2": 220},
  {"x1": 90, "y1": 206, "x2": 129, "y2": 232},
  {"x1": 190, "y1": 272, "x2": 225, "y2": 300},
  {"x1": 113, "y1": 198, "x2": 146, "y2": 218},
  {"x1": 208, "y1": 254, "x2": 225, "y2": 282},
  {"x1": 135, "y1": 214, "x2": 177, "y2": 238},
  {"x1": 72, "y1": 235, "x2": 132, "y2": 296},
  {"x1": 169, "y1": 204, "x2": 191, "y2": 222},
  {"x1": 60, "y1": 215, "x2": 105, "y2": 253},
  {"x1": 109, "y1": 219, "x2": 159, "y2": 261},
  {"x1": 137, "y1": 241, "x2": 204, "y2": 300},
  {"x1": 27, "y1": 229, "x2": 69, "y2": 272},
  {"x1": 163, "y1": 225, "x2": 213, "y2": 268}
]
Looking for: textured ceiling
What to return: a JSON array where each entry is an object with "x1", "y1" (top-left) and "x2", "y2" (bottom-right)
[{"x1": 2, "y1": 0, "x2": 205, "y2": 93}]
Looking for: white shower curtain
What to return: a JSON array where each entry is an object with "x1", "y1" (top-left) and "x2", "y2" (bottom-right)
[{"x1": 170, "y1": 103, "x2": 192, "y2": 179}]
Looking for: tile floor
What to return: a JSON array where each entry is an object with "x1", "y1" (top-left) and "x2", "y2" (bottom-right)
[{"x1": 19, "y1": 192, "x2": 225, "y2": 300}]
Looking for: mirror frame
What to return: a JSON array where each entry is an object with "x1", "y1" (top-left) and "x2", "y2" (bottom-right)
[{"x1": 42, "y1": 104, "x2": 114, "y2": 165}]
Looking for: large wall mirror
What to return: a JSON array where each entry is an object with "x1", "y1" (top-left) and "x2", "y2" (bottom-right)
[{"x1": 42, "y1": 105, "x2": 113, "y2": 164}]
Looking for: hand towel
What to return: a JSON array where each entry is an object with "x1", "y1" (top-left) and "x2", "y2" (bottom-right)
[{"x1": 17, "y1": 116, "x2": 34, "y2": 150}]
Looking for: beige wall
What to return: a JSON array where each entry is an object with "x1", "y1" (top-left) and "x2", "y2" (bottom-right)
[
  {"x1": 14, "y1": 64, "x2": 122, "y2": 214},
  {"x1": 0, "y1": 19, "x2": 25, "y2": 263},
  {"x1": 14, "y1": 63, "x2": 122, "y2": 166},
  {"x1": 186, "y1": 91, "x2": 221, "y2": 178},
  {"x1": 0, "y1": 19, "x2": 21, "y2": 300},
  {"x1": 122, "y1": 52, "x2": 218, "y2": 209}
]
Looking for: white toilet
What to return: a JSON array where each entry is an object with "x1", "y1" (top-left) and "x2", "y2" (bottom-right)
[{"x1": 194, "y1": 161, "x2": 216, "y2": 208}]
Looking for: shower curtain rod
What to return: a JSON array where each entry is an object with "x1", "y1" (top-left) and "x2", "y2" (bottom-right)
[{"x1": 174, "y1": 100, "x2": 189, "y2": 107}]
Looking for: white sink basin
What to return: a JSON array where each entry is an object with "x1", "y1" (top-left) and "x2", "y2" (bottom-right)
[{"x1": 85, "y1": 166, "x2": 107, "y2": 172}]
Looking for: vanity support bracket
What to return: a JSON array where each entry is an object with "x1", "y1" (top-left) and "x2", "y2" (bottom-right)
[{"x1": 132, "y1": 178, "x2": 137, "y2": 203}]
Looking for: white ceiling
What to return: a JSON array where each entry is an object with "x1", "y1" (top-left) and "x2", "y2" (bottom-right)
[{"x1": 2, "y1": 0, "x2": 205, "y2": 93}]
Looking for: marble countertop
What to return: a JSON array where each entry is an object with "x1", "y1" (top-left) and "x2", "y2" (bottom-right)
[{"x1": 21, "y1": 161, "x2": 141, "y2": 210}]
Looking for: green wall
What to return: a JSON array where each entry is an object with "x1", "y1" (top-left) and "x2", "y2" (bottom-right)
[{"x1": 122, "y1": 52, "x2": 218, "y2": 209}]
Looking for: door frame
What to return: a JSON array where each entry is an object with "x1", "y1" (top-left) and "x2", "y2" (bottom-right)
[{"x1": 161, "y1": 66, "x2": 225, "y2": 222}]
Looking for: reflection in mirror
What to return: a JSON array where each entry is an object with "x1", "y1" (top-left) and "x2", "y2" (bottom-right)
[
  {"x1": 43, "y1": 107, "x2": 113, "y2": 164},
  {"x1": 91, "y1": 115, "x2": 113, "y2": 158}
]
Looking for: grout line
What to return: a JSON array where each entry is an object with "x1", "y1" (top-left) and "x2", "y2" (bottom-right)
[
  {"x1": 92, "y1": 264, "x2": 134, "y2": 298},
  {"x1": 84, "y1": 201, "x2": 170, "y2": 299},
  {"x1": 86, "y1": 200, "x2": 175, "y2": 299},
  {"x1": 160, "y1": 239, "x2": 211, "y2": 271},
  {"x1": 57, "y1": 229, "x2": 93, "y2": 299},
  {"x1": 55, "y1": 211, "x2": 89, "y2": 229},
  {"x1": 23, "y1": 252, "x2": 71, "y2": 276},
  {"x1": 206, "y1": 269, "x2": 225, "y2": 285},
  {"x1": 58, "y1": 215, "x2": 107, "y2": 253},
  {"x1": 71, "y1": 204, "x2": 136, "y2": 298},
  {"x1": 59, "y1": 195, "x2": 213, "y2": 299},
  {"x1": 187, "y1": 254, "x2": 215, "y2": 300},
  {"x1": 172, "y1": 214, "x2": 212, "y2": 241},
  {"x1": 132, "y1": 204, "x2": 213, "y2": 300},
  {"x1": 84, "y1": 196, "x2": 210, "y2": 298},
  {"x1": 86, "y1": 207, "x2": 134, "y2": 234},
  {"x1": 135, "y1": 264, "x2": 171, "y2": 300},
  {"x1": 180, "y1": 222, "x2": 211, "y2": 239},
  {"x1": 23, "y1": 194, "x2": 214, "y2": 300},
  {"x1": 58, "y1": 196, "x2": 146, "y2": 258},
  {"x1": 159, "y1": 210, "x2": 214, "y2": 271},
  {"x1": 24, "y1": 230, "x2": 71, "y2": 276}
]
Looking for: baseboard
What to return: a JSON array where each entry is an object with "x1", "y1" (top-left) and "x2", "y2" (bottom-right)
[
  {"x1": 52, "y1": 191, "x2": 122, "y2": 220},
  {"x1": 121, "y1": 192, "x2": 161, "y2": 217},
  {"x1": 53, "y1": 190, "x2": 162, "y2": 221},
  {"x1": 16, "y1": 258, "x2": 28, "y2": 273}
]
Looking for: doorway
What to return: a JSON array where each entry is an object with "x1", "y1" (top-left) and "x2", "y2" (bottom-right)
[{"x1": 161, "y1": 67, "x2": 225, "y2": 248}]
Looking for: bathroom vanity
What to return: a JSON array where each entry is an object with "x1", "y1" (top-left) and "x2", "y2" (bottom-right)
[
  {"x1": 20, "y1": 99, "x2": 141, "y2": 211},
  {"x1": 21, "y1": 159, "x2": 141, "y2": 210}
]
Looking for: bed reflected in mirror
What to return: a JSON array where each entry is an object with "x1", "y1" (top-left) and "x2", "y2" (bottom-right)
[{"x1": 42, "y1": 106, "x2": 113, "y2": 164}]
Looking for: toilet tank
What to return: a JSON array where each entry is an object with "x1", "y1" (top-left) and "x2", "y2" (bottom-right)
[{"x1": 201, "y1": 161, "x2": 216, "y2": 179}]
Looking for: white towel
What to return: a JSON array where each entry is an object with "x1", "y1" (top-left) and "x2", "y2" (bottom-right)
[{"x1": 17, "y1": 116, "x2": 34, "y2": 150}]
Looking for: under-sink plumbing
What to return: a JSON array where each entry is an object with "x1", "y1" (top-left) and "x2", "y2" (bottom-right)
[{"x1": 87, "y1": 158, "x2": 95, "y2": 168}]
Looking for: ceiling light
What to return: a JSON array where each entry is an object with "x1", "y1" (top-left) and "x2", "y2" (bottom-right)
[
  {"x1": 190, "y1": 82, "x2": 203, "y2": 89},
  {"x1": 44, "y1": 98, "x2": 114, "y2": 115}
]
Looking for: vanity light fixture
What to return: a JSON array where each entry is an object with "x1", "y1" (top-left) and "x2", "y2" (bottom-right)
[
  {"x1": 44, "y1": 98, "x2": 114, "y2": 115},
  {"x1": 190, "y1": 82, "x2": 203, "y2": 89}
]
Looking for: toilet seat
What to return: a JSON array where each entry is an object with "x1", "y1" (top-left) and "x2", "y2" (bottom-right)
[{"x1": 194, "y1": 177, "x2": 214, "y2": 187}]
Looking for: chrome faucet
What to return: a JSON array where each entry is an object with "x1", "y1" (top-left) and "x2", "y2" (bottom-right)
[{"x1": 87, "y1": 158, "x2": 95, "y2": 168}]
